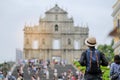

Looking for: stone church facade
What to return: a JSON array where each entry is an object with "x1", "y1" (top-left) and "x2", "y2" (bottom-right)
[{"x1": 23, "y1": 4, "x2": 89, "y2": 63}]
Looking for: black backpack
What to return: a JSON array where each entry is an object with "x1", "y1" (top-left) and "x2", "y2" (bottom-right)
[{"x1": 86, "y1": 49, "x2": 101, "y2": 74}]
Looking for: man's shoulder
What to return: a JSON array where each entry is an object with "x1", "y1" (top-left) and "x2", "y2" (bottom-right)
[
  {"x1": 111, "y1": 62, "x2": 116, "y2": 67},
  {"x1": 81, "y1": 50, "x2": 87, "y2": 56},
  {"x1": 83, "y1": 49, "x2": 101, "y2": 53}
]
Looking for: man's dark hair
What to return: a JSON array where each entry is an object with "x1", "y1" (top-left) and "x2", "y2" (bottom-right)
[{"x1": 114, "y1": 55, "x2": 120, "y2": 64}]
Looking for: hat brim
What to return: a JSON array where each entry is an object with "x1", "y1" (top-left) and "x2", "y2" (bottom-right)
[{"x1": 85, "y1": 38, "x2": 96, "y2": 47}]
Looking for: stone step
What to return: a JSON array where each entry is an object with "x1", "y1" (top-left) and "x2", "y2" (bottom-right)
[{"x1": 12, "y1": 64, "x2": 77, "y2": 80}]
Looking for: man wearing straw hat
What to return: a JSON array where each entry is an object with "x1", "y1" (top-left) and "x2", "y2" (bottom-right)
[{"x1": 79, "y1": 37, "x2": 108, "y2": 80}]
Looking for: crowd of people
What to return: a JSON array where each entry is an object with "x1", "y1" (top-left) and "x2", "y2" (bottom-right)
[
  {"x1": 24, "y1": 59, "x2": 84, "y2": 80},
  {"x1": 0, "y1": 59, "x2": 84, "y2": 80}
]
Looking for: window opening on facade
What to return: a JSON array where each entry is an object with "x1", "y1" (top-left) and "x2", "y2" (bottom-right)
[
  {"x1": 68, "y1": 38, "x2": 71, "y2": 45},
  {"x1": 52, "y1": 39, "x2": 60, "y2": 49},
  {"x1": 32, "y1": 40, "x2": 38, "y2": 49},
  {"x1": 55, "y1": 24, "x2": 58, "y2": 31},
  {"x1": 74, "y1": 40, "x2": 80, "y2": 49}
]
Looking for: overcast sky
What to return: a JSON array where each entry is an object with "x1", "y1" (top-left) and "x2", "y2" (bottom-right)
[{"x1": 0, "y1": 0, "x2": 116, "y2": 63}]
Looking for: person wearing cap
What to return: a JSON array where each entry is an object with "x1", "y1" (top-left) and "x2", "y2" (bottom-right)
[{"x1": 79, "y1": 37, "x2": 108, "y2": 80}]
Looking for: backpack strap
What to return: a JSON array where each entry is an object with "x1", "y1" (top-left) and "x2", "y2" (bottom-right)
[
  {"x1": 95, "y1": 50, "x2": 99, "y2": 67},
  {"x1": 90, "y1": 51, "x2": 92, "y2": 69},
  {"x1": 89, "y1": 50, "x2": 99, "y2": 69}
]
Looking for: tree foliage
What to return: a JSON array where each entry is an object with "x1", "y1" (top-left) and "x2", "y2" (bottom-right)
[{"x1": 97, "y1": 42, "x2": 114, "y2": 63}]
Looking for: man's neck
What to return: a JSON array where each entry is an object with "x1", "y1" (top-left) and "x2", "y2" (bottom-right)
[{"x1": 89, "y1": 47, "x2": 95, "y2": 50}]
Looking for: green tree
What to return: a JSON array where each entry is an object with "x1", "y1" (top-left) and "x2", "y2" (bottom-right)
[{"x1": 97, "y1": 41, "x2": 114, "y2": 63}]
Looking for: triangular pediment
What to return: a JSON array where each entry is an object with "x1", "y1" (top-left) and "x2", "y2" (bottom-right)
[{"x1": 45, "y1": 4, "x2": 67, "y2": 14}]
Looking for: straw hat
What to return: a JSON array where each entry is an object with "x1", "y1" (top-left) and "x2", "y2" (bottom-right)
[{"x1": 85, "y1": 37, "x2": 96, "y2": 47}]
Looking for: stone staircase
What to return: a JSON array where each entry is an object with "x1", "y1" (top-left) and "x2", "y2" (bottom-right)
[{"x1": 12, "y1": 64, "x2": 77, "y2": 80}]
